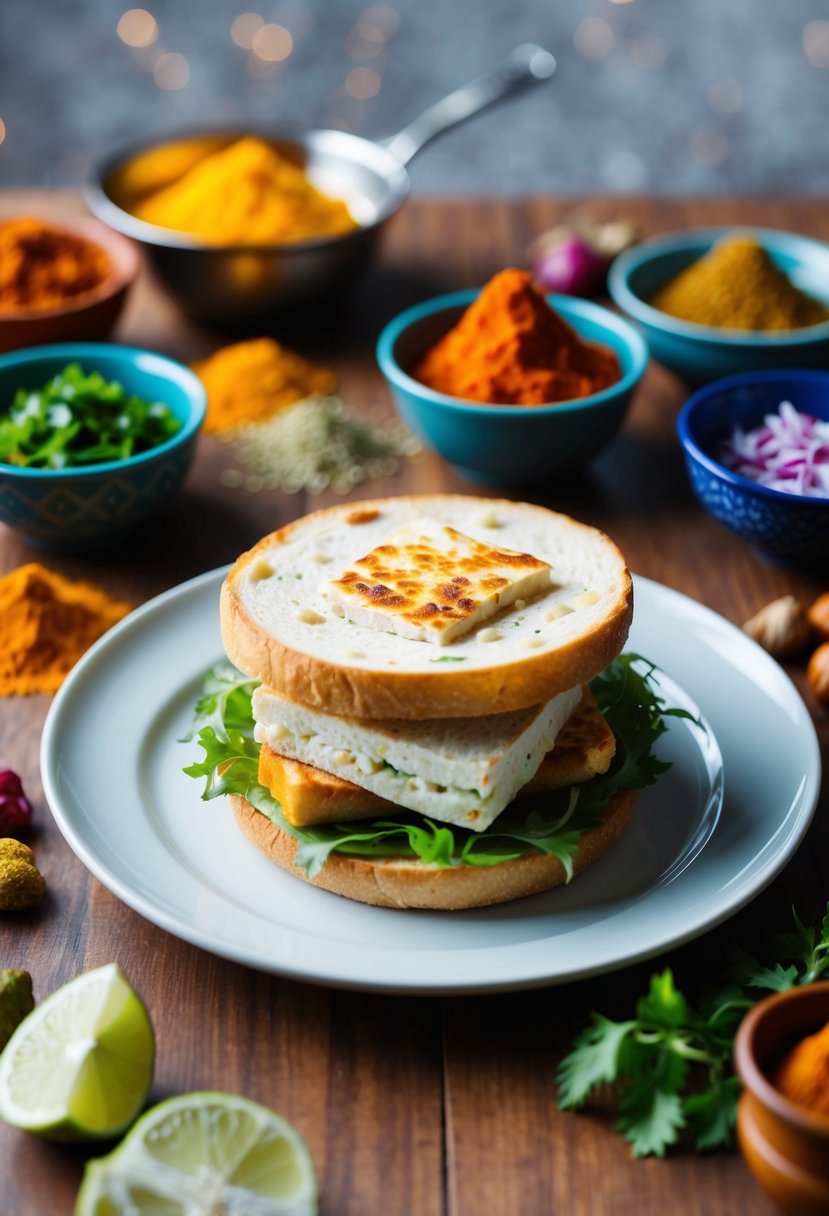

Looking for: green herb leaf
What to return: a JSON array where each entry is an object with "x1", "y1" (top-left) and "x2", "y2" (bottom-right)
[
  {"x1": 181, "y1": 653, "x2": 680, "y2": 879},
  {"x1": 683, "y1": 1077, "x2": 741, "y2": 1151},
  {"x1": 557, "y1": 903, "x2": 829, "y2": 1158},
  {"x1": 0, "y1": 362, "x2": 181, "y2": 469},
  {"x1": 557, "y1": 1016, "x2": 637, "y2": 1109},
  {"x1": 617, "y1": 1081, "x2": 685, "y2": 1159},
  {"x1": 179, "y1": 661, "x2": 258, "y2": 743}
]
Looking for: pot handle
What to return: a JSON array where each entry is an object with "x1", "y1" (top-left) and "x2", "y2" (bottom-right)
[{"x1": 381, "y1": 44, "x2": 555, "y2": 167}]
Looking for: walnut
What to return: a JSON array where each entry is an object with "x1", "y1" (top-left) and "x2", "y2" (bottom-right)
[
  {"x1": 807, "y1": 642, "x2": 829, "y2": 709},
  {"x1": 807, "y1": 593, "x2": 829, "y2": 644},
  {"x1": 743, "y1": 595, "x2": 811, "y2": 659}
]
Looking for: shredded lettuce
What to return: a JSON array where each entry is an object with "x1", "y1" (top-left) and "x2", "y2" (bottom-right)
[{"x1": 182, "y1": 655, "x2": 688, "y2": 879}]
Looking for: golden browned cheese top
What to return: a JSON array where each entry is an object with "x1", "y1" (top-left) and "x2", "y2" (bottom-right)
[{"x1": 324, "y1": 518, "x2": 553, "y2": 644}]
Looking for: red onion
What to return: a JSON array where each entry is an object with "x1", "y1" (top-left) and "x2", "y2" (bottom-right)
[
  {"x1": 530, "y1": 216, "x2": 638, "y2": 298},
  {"x1": 718, "y1": 402, "x2": 829, "y2": 498},
  {"x1": 533, "y1": 238, "x2": 610, "y2": 297}
]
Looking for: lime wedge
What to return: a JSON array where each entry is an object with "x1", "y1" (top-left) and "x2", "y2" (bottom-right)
[
  {"x1": 75, "y1": 1092, "x2": 317, "y2": 1216},
  {"x1": 0, "y1": 963, "x2": 154, "y2": 1141}
]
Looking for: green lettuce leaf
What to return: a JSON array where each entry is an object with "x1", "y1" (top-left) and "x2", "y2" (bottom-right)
[{"x1": 182, "y1": 654, "x2": 680, "y2": 878}]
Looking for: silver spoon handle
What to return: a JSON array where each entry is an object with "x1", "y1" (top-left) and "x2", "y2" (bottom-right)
[{"x1": 381, "y1": 43, "x2": 556, "y2": 167}]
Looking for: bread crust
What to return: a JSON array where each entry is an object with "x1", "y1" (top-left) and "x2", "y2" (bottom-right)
[
  {"x1": 221, "y1": 495, "x2": 633, "y2": 720},
  {"x1": 229, "y1": 788, "x2": 637, "y2": 911}
]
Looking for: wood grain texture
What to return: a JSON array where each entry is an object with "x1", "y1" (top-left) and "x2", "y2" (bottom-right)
[{"x1": 0, "y1": 193, "x2": 826, "y2": 1215}]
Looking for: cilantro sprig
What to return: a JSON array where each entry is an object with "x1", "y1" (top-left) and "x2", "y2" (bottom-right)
[
  {"x1": 0, "y1": 363, "x2": 181, "y2": 469},
  {"x1": 558, "y1": 905, "x2": 829, "y2": 1157},
  {"x1": 182, "y1": 654, "x2": 682, "y2": 879}
]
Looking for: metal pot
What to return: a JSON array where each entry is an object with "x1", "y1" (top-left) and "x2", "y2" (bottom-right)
[{"x1": 86, "y1": 44, "x2": 554, "y2": 325}]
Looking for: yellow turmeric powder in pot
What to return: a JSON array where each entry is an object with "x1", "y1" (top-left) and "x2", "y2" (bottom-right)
[
  {"x1": 772, "y1": 1018, "x2": 829, "y2": 1118},
  {"x1": 0, "y1": 564, "x2": 129, "y2": 696},
  {"x1": 650, "y1": 235, "x2": 829, "y2": 331},
  {"x1": 192, "y1": 338, "x2": 336, "y2": 434},
  {"x1": 133, "y1": 136, "x2": 357, "y2": 245}
]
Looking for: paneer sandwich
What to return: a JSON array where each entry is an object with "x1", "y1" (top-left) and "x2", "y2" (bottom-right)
[{"x1": 185, "y1": 495, "x2": 676, "y2": 910}]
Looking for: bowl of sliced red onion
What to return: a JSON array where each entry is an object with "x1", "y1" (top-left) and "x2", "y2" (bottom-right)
[{"x1": 677, "y1": 369, "x2": 829, "y2": 569}]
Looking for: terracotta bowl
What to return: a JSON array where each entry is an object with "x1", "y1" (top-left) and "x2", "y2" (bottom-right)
[
  {"x1": 0, "y1": 217, "x2": 140, "y2": 353},
  {"x1": 734, "y1": 982, "x2": 829, "y2": 1216}
]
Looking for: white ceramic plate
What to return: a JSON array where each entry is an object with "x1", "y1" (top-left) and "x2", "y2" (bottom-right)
[{"x1": 41, "y1": 569, "x2": 820, "y2": 994}]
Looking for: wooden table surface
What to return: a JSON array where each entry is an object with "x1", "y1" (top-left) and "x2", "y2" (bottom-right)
[{"x1": 1, "y1": 193, "x2": 827, "y2": 1216}]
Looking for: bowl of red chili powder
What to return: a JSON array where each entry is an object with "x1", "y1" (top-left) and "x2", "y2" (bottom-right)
[
  {"x1": 376, "y1": 269, "x2": 647, "y2": 486},
  {"x1": 0, "y1": 216, "x2": 139, "y2": 353}
]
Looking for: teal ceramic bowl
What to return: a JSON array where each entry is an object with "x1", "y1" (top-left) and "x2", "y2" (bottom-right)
[
  {"x1": 0, "y1": 342, "x2": 206, "y2": 552},
  {"x1": 376, "y1": 291, "x2": 647, "y2": 486},
  {"x1": 608, "y1": 227, "x2": 829, "y2": 385}
]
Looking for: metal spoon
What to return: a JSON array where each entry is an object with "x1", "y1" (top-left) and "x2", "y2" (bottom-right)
[{"x1": 87, "y1": 44, "x2": 556, "y2": 323}]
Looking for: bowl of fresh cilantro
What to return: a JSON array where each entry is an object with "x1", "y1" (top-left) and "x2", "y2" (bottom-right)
[{"x1": 0, "y1": 342, "x2": 206, "y2": 551}]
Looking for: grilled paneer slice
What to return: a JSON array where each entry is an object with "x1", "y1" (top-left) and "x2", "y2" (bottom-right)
[
  {"x1": 258, "y1": 686, "x2": 615, "y2": 827},
  {"x1": 324, "y1": 517, "x2": 553, "y2": 644}
]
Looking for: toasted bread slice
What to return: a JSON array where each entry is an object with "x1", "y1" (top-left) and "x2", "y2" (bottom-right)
[
  {"x1": 221, "y1": 495, "x2": 632, "y2": 720},
  {"x1": 259, "y1": 686, "x2": 615, "y2": 827},
  {"x1": 230, "y1": 787, "x2": 637, "y2": 910}
]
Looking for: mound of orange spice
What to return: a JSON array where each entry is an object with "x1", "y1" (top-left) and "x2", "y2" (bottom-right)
[
  {"x1": 0, "y1": 217, "x2": 113, "y2": 314},
  {"x1": 412, "y1": 268, "x2": 620, "y2": 405},
  {"x1": 0, "y1": 563, "x2": 129, "y2": 696},
  {"x1": 772, "y1": 1018, "x2": 829, "y2": 1118}
]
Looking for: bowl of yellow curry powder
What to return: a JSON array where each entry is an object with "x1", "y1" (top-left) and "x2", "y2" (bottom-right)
[
  {"x1": 86, "y1": 130, "x2": 401, "y2": 326},
  {"x1": 608, "y1": 228, "x2": 829, "y2": 384}
]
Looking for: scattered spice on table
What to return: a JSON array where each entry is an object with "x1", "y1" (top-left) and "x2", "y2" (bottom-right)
[
  {"x1": 772, "y1": 1018, "x2": 829, "y2": 1117},
  {"x1": 133, "y1": 135, "x2": 357, "y2": 245},
  {"x1": 192, "y1": 338, "x2": 336, "y2": 435},
  {"x1": 412, "y1": 268, "x2": 621, "y2": 405},
  {"x1": 0, "y1": 216, "x2": 113, "y2": 314},
  {"x1": 718, "y1": 401, "x2": 829, "y2": 498},
  {"x1": 650, "y1": 235, "x2": 829, "y2": 331},
  {"x1": 0, "y1": 771, "x2": 33, "y2": 837},
  {"x1": 219, "y1": 395, "x2": 421, "y2": 496},
  {"x1": 0, "y1": 839, "x2": 45, "y2": 911},
  {"x1": 0, "y1": 564, "x2": 129, "y2": 696},
  {"x1": 0, "y1": 363, "x2": 182, "y2": 470}
]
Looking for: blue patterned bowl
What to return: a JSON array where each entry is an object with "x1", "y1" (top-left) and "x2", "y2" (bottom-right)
[
  {"x1": 609, "y1": 228, "x2": 829, "y2": 385},
  {"x1": 677, "y1": 369, "x2": 829, "y2": 570},
  {"x1": 0, "y1": 343, "x2": 206, "y2": 552},
  {"x1": 376, "y1": 290, "x2": 647, "y2": 486}
]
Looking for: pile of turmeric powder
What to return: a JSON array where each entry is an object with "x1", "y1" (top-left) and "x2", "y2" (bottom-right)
[
  {"x1": 0, "y1": 217, "x2": 113, "y2": 314},
  {"x1": 0, "y1": 564, "x2": 129, "y2": 696},
  {"x1": 650, "y1": 235, "x2": 829, "y2": 331},
  {"x1": 772, "y1": 1018, "x2": 829, "y2": 1118},
  {"x1": 133, "y1": 136, "x2": 357, "y2": 245},
  {"x1": 412, "y1": 268, "x2": 621, "y2": 405},
  {"x1": 192, "y1": 338, "x2": 336, "y2": 434}
]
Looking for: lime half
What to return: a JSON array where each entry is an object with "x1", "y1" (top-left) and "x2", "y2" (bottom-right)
[
  {"x1": 0, "y1": 962, "x2": 154, "y2": 1141},
  {"x1": 75, "y1": 1092, "x2": 317, "y2": 1215}
]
